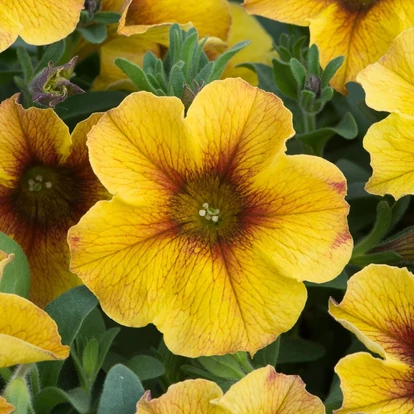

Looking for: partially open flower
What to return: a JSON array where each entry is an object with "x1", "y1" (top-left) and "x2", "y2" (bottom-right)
[
  {"x1": 31, "y1": 57, "x2": 84, "y2": 108},
  {"x1": 0, "y1": 0, "x2": 84, "y2": 53},
  {"x1": 136, "y1": 366, "x2": 325, "y2": 413},
  {"x1": 0, "y1": 96, "x2": 108, "y2": 307},
  {"x1": 69, "y1": 78, "x2": 352, "y2": 357},
  {"x1": 0, "y1": 252, "x2": 69, "y2": 367},
  {"x1": 358, "y1": 29, "x2": 414, "y2": 199},
  {"x1": 243, "y1": 0, "x2": 414, "y2": 94},
  {"x1": 330, "y1": 264, "x2": 414, "y2": 413}
]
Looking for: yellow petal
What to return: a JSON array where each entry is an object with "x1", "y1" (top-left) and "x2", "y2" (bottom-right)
[
  {"x1": 0, "y1": 101, "x2": 107, "y2": 307},
  {"x1": 92, "y1": 36, "x2": 161, "y2": 91},
  {"x1": 0, "y1": 9, "x2": 21, "y2": 53},
  {"x1": 309, "y1": 1, "x2": 414, "y2": 94},
  {"x1": 136, "y1": 379, "x2": 223, "y2": 414},
  {"x1": 212, "y1": 366, "x2": 325, "y2": 413},
  {"x1": 186, "y1": 78, "x2": 294, "y2": 182},
  {"x1": 243, "y1": 0, "x2": 332, "y2": 26},
  {"x1": 118, "y1": 0, "x2": 231, "y2": 45},
  {"x1": 69, "y1": 196, "x2": 307, "y2": 357},
  {"x1": 251, "y1": 154, "x2": 352, "y2": 284},
  {"x1": 87, "y1": 92, "x2": 201, "y2": 206},
  {"x1": 335, "y1": 353, "x2": 414, "y2": 414},
  {"x1": 0, "y1": 396, "x2": 14, "y2": 414},
  {"x1": 330, "y1": 264, "x2": 414, "y2": 366},
  {"x1": 221, "y1": 3, "x2": 276, "y2": 86},
  {"x1": 0, "y1": 0, "x2": 83, "y2": 49},
  {"x1": 357, "y1": 28, "x2": 414, "y2": 117},
  {"x1": 0, "y1": 293, "x2": 69, "y2": 367},
  {"x1": 364, "y1": 113, "x2": 414, "y2": 199}
]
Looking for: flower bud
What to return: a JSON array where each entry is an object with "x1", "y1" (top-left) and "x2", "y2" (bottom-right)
[
  {"x1": 31, "y1": 57, "x2": 84, "y2": 108},
  {"x1": 372, "y1": 226, "x2": 414, "y2": 263},
  {"x1": 304, "y1": 73, "x2": 321, "y2": 98}
]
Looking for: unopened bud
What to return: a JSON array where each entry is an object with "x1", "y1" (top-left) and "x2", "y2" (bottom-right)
[
  {"x1": 31, "y1": 57, "x2": 84, "y2": 108},
  {"x1": 181, "y1": 80, "x2": 205, "y2": 111},
  {"x1": 372, "y1": 226, "x2": 414, "y2": 263},
  {"x1": 84, "y1": 0, "x2": 101, "y2": 19},
  {"x1": 304, "y1": 74, "x2": 321, "y2": 98}
]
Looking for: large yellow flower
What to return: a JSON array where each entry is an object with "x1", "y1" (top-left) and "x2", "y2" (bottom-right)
[
  {"x1": 357, "y1": 29, "x2": 414, "y2": 199},
  {"x1": 0, "y1": 0, "x2": 84, "y2": 53},
  {"x1": 68, "y1": 78, "x2": 352, "y2": 357},
  {"x1": 330, "y1": 264, "x2": 414, "y2": 413},
  {"x1": 136, "y1": 366, "x2": 325, "y2": 413},
  {"x1": 0, "y1": 96, "x2": 108, "y2": 307},
  {"x1": 0, "y1": 252, "x2": 69, "y2": 367},
  {"x1": 243, "y1": 0, "x2": 414, "y2": 94}
]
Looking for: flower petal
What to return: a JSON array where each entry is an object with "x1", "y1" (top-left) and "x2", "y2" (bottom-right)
[
  {"x1": 0, "y1": 95, "x2": 71, "y2": 186},
  {"x1": 243, "y1": 0, "x2": 332, "y2": 26},
  {"x1": 364, "y1": 113, "x2": 414, "y2": 199},
  {"x1": 212, "y1": 366, "x2": 325, "y2": 413},
  {"x1": 68, "y1": 196, "x2": 307, "y2": 357},
  {"x1": 1, "y1": 0, "x2": 83, "y2": 48},
  {"x1": 186, "y1": 78, "x2": 294, "y2": 183},
  {"x1": 87, "y1": 92, "x2": 201, "y2": 205},
  {"x1": 335, "y1": 353, "x2": 414, "y2": 414},
  {"x1": 0, "y1": 293, "x2": 69, "y2": 367},
  {"x1": 0, "y1": 396, "x2": 14, "y2": 414},
  {"x1": 0, "y1": 9, "x2": 21, "y2": 53},
  {"x1": 136, "y1": 379, "x2": 223, "y2": 414},
  {"x1": 222, "y1": 3, "x2": 276, "y2": 86},
  {"x1": 357, "y1": 28, "x2": 414, "y2": 117},
  {"x1": 118, "y1": 0, "x2": 231, "y2": 44},
  {"x1": 92, "y1": 36, "x2": 161, "y2": 91},
  {"x1": 330, "y1": 264, "x2": 414, "y2": 366},
  {"x1": 308, "y1": 1, "x2": 414, "y2": 94},
  {"x1": 250, "y1": 154, "x2": 352, "y2": 283}
]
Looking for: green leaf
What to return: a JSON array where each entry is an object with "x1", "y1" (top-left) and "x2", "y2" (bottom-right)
[
  {"x1": 351, "y1": 251, "x2": 402, "y2": 267},
  {"x1": 208, "y1": 40, "x2": 250, "y2": 81},
  {"x1": 0, "y1": 70, "x2": 22, "y2": 86},
  {"x1": 180, "y1": 30, "x2": 199, "y2": 82},
  {"x1": 252, "y1": 337, "x2": 280, "y2": 368},
  {"x1": 77, "y1": 307, "x2": 106, "y2": 342},
  {"x1": 272, "y1": 59, "x2": 297, "y2": 99},
  {"x1": 92, "y1": 11, "x2": 121, "y2": 24},
  {"x1": 324, "y1": 375, "x2": 342, "y2": 413},
  {"x1": 390, "y1": 196, "x2": 411, "y2": 230},
  {"x1": 127, "y1": 355, "x2": 165, "y2": 381},
  {"x1": 238, "y1": 63, "x2": 278, "y2": 94},
  {"x1": 278, "y1": 337, "x2": 325, "y2": 364},
  {"x1": 292, "y1": 36, "x2": 307, "y2": 61},
  {"x1": 33, "y1": 387, "x2": 90, "y2": 414},
  {"x1": 307, "y1": 44, "x2": 320, "y2": 75},
  {"x1": 77, "y1": 24, "x2": 107, "y2": 44},
  {"x1": 115, "y1": 58, "x2": 157, "y2": 93},
  {"x1": 98, "y1": 365, "x2": 145, "y2": 414},
  {"x1": 39, "y1": 286, "x2": 98, "y2": 388},
  {"x1": 97, "y1": 328, "x2": 122, "y2": 376},
  {"x1": 16, "y1": 47, "x2": 33, "y2": 81},
  {"x1": 0, "y1": 232, "x2": 30, "y2": 298},
  {"x1": 83, "y1": 338, "x2": 100, "y2": 381},
  {"x1": 197, "y1": 355, "x2": 245, "y2": 380},
  {"x1": 289, "y1": 58, "x2": 307, "y2": 88},
  {"x1": 35, "y1": 40, "x2": 65, "y2": 73},
  {"x1": 321, "y1": 55, "x2": 344, "y2": 88}
]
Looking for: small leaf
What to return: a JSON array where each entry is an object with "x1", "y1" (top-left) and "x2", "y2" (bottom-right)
[
  {"x1": 83, "y1": 338, "x2": 100, "y2": 381},
  {"x1": 197, "y1": 355, "x2": 245, "y2": 380},
  {"x1": 16, "y1": 47, "x2": 33, "y2": 81},
  {"x1": 35, "y1": 40, "x2": 65, "y2": 73},
  {"x1": 289, "y1": 58, "x2": 307, "y2": 88},
  {"x1": 321, "y1": 55, "x2": 344, "y2": 88},
  {"x1": 252, "y1": 337, "x2": 280, "y2": 368},
  {"x1": 127, "y1": 355, "x2": 165, "y2": 381},
  {"x1": 98, "y1": 365, "x2": 144, "y2": 414},
  {"x1": 272, "y1": 59, "x2": 297, "y2": 99},
  {"x1": 351, "y1": 251, "x2": 402, "y2": 267},
  {"x1": 33, "y1": 387, "x2": 89, "y2": 414},
  {"x1": 0, "y1": 232, "x2": 30, "y2": 298},
  {"x1": 77, "y1": 24, "x2": 107, "y2": 44},
  {"x1": 278, "y1": 337, "x2": 325, "y2": 364},
  {"x1": 92, "y1": 11, "x2": 121, "y2": 24},
  {"x1": 97, "y1": 328, "x2": 121, "y2": 375},
  {"x1": 307, "y1": 44, "x2": 320, "y2": 75}
]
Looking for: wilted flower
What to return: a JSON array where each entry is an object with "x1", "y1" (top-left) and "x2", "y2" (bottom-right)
[
  {"x1": 358, "y1": 29, "x2": 414, "y2": 199},
  {"x1": 31, "y1": 57, "x2": 84, "y2": 108},
  {"x1": 0, "y1": 0, "x2": 84, "y2": 53},
  {"x1": 0, "y1": 96, "x2": 107, "y2": 307},
  {"x1": 69, "y1": 78, "x2": 352, "y2": 357},
  {"x1": 136, "y1": 366, "x2": 325, "y2": 413},
  {"x1": 330, "y1": 264, "x2": 414, "y2": 413},
  {"x1": 243, "y1": 0, "x2": 414, "y2": 94}
]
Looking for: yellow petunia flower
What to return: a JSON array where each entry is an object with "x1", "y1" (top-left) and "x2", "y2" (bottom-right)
[
  {"x1": 357, "y1": 29, "x2": 414, "y2": 199},
  {"x1": 0, "y1": 96, "x2": 108, "y2": 307},
  {"x1": 118, "y1": 0, "x2": 231, "y2": 45},
  {"x1": 243, "y1": 0, "x2": 414, "y2": 94},
  {"x1": 136, "y1": 366, "x2": 325, "y2": 413},
  {"x1": 68, "y1": 78, "x2": 352, "y2": 357},
  {"x1": 0, "y1": 396, "x2": 14, "y2": 414},
  {"x1": 0, "y1": 0, "x2": 84, "y2": 53},
  {"x1": 0, "y1": 252, "x2": 69, "y2": 368},
  {"x1": 330, "y1": 264, "x2": 414, "y2": 413}
]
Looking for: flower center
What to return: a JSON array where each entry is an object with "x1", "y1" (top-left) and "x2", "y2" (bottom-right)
[
  {"x1": 170, "y1": 174, "x2": 246, "y2": 244},
  {"x1": 338, "y1": 0, "x2": 376, "y2": 11}
]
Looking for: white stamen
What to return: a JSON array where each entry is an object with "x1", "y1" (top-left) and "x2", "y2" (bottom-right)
[
  {"x1": 205, "y1": 214, "x2": 212, "y2": 220},
  {"x1": 200, "y1": 202, "x2": 220, "y2": 223},
  {"x1": 212, "y1": 216, "x2": 219, "y2": 222},
  {"x1": 35, "y1": 175, "x2": 43, "y2": 182},
  {"x1": 28, "y1": 179, "x2": 35, "y2": 186},
  {"x1": 202, "y1": 203, "x2": 209, "y2": 209},
  {"x1": 199, "y1": 209, "x2": 206, "y2": 217},
  {"x1": 45, "y1": 181, "x2": 52, "y2": 189}
]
